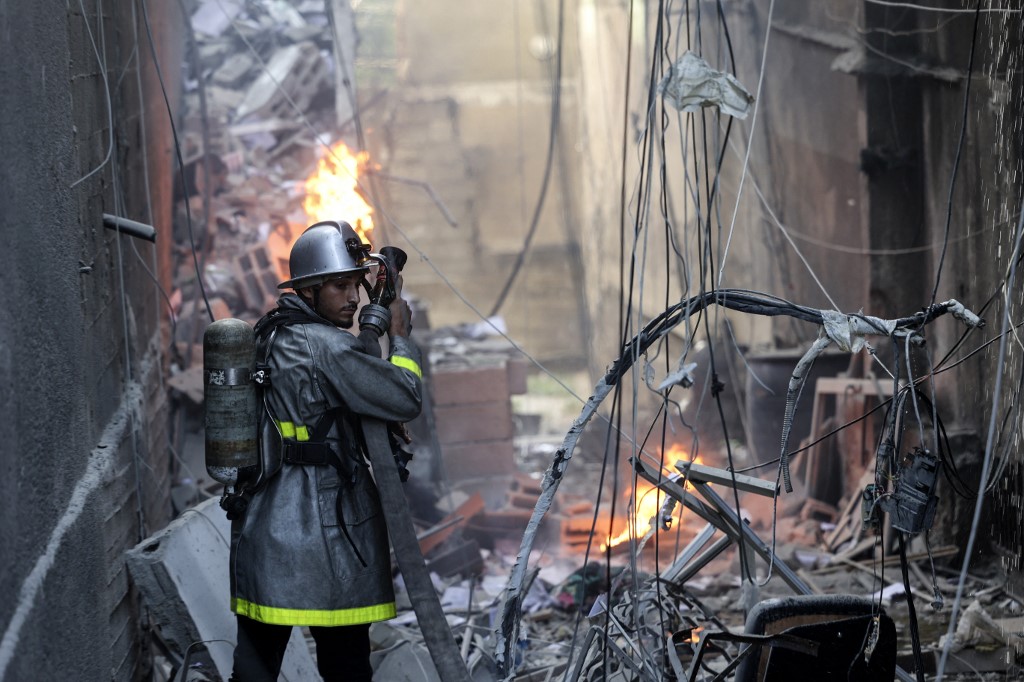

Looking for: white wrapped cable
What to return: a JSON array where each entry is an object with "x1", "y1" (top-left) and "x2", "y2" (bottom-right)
[
  {"x1": 778, "y1": 335, "x2": 833, "y2": 493},
  {"x1": 820, "y1": 309, "x2": 897, "y2": 352},
  {"x1": 939, "y1": 299, "x2": 984, "y2": 329}
]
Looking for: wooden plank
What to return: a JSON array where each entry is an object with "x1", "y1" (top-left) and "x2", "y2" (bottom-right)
[{"x1": 813, "y1": 377, "x2": 894, "y2": 397}]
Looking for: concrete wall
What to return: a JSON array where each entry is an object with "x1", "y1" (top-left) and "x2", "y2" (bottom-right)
[
  {"x1": 0, "y1": 1, "x2": 174, "y2": 679},
  {"x1": 374, "y1": 0, "x2": 590, "y2": 369},
  {"x1": 915, "y1": 7, "x2": 1024, "y2": 573}
]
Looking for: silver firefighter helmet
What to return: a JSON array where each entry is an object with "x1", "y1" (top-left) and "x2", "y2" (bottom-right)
[{"x1": 277, "y1": 220, "x2": 370, "y2": 290}]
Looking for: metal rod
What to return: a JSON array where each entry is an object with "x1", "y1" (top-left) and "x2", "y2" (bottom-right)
[{"x1": 103, "y1": 213, "x2": 156, "y2": 242}]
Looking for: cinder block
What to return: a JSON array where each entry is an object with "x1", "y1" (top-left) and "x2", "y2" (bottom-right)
[
  {"x1": 233, "y1": 243, "x2": 280, "y2": 311},
  {"x1": 434, "y1": 402, "x2": 513, "y2": 444},
  {"x1": 440, "y1": 439, "x2": 516, "y2": 478},
  {"x1": 507, "y1": 492, "x2": 537, "y2": 510},
  {"x1": 431, "y1": 366, "x2": 510, "y2": 406}
]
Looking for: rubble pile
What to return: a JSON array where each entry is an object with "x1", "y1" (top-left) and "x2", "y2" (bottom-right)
[
  {"x1": 149, "y1": 6, "x2": 1023, "y2": 681},
  {"x1": 171, "y1": 0, "x2": 352, "y2": 331}
]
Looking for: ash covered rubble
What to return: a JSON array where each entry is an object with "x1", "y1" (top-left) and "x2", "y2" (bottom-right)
[
  {"x1": 151, "y1": 4, "x2": 1023, "y2": 681},
  {"x1": 165, "y1": 0, "x2": 378, "y2": 502}
]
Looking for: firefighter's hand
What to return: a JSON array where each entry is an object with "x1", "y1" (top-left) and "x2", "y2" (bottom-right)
[{"x1": 389, "y1": 276, "x2": 412, "y2": 337}]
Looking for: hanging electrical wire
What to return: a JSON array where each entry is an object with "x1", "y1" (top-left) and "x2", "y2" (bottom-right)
[
  {"x1": 929, "y1": 1, "x2": 983, "y2": 309},
  {"x1": 138, "y1": 0, "x2": 214, "y2": 323},
  {"x1": 496, "y1": 283, "x2": 983, "y2": 677},
  {"x1": 487, "y1": 0, "x2": 566, "y2": 318}
]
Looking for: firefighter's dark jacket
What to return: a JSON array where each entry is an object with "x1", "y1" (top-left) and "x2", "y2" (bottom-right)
[{"x1": 230, "y1": 292, "x2": 423, "y2": 626}]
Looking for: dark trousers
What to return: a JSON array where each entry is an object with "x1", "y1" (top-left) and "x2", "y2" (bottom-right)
[{"x1": 229, "y1": 615, "x2": 372, "y2": 681}]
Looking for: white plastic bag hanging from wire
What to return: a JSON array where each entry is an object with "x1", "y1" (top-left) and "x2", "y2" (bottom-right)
[{"x1": 658, "y1": 51, "x2": 754, "y2": 119}]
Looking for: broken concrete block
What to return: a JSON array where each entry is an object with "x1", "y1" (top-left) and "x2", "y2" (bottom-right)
[
  {"x1": 373, "y1": 640, "x2": 442, "y2": 682},
  {"x1": 234, "y1": 42, "x2": 330, "y2": 122},
  {"x1": 191, "y1": 0, "x2": 242, "y2": 37},
  {"x1": 125, "y1": 498, "x2": 318, "y2": 680},
  {"x1": 212, "y1": 52, "x2": 256, "y2": 88}
]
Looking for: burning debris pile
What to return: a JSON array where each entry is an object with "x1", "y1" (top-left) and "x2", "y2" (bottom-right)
[
  {"x1": 152, "y1": 5, "x2": 1023, "y2": 681},
  {"x1": 169, "y1": 0, "x2": 374, "y2": 332},
  {"x1": 166, "y1": 1, "x2": 385, "y2": 470}
]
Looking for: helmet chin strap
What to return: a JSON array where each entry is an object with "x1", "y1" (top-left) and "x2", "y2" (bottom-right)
[{"x1": 310, "y1": 286, "x2": 322, "y2": 315}]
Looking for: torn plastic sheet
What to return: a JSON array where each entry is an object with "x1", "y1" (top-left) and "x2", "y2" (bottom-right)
[
  {"x1": 820, "y1": 309, "x2": 896, "y2": 353},
  {"x1": 657, "y1": 361, "x2": 698, "y2": 393},
  {"x1": 658, "y1": 51, "x2": 754, "y2": 119}
]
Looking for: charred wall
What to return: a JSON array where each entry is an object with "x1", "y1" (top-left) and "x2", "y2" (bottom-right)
[
  {"x1": 917, "y1": 6, "x2": 1024, "y2": 585},
  {"x1": 721, "y1": 1, "x2": 1024, "y2": 572},
  {"x1": 0, "y1": 1, "x2": 174, "y2": 679}
]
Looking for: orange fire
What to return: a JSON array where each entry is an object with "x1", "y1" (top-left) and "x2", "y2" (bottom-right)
[
  {"x1": 602, "y1": 481, "x2": 671, "y2": 551},
  {"x1": 302, "y1": 140, "x2": 375, "y2": 243},
  {"x1": 267, "y1": 141, "x2": 376, "y2": 286},
  {"x1": 602, "y1": 445, "x2": 702, "y2": 551}
]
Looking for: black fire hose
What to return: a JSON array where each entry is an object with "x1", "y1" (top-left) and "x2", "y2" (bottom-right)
[{"x1": 361, "y1": 418, "x2": 471, "y2": 682}]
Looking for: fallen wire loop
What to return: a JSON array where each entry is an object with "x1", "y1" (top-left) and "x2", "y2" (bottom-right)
[{"x1": 493, "y1": 291, "x2": 983, "y2": 678}]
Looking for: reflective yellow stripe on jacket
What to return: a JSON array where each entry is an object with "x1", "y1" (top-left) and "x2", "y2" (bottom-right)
[
  {"x1": 232, "y1": 597, "x2": 396, "y2": 626},
  {"x1": 389, "y1": 355, "x2": 422, "y2": 378},
  {"x1": 275, "y1": 420, "x2": 310, "y2": 441}
]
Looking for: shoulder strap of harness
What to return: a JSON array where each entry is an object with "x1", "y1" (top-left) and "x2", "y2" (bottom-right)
[{"x1": 253, "y1": 305, "x2": 367, "y2": 476}]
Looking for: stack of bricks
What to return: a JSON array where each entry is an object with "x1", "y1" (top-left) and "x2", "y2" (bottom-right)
[{"x1": 431, "y1": 359, "x2": 527, "y2": 480}]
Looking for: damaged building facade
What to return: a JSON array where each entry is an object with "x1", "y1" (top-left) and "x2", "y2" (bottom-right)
[{"x1": 2, "y1": 0, "x2": 1024, "y2": 680}]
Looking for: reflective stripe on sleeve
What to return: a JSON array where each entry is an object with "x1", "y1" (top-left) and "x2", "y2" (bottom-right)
[
  {"x1": 231, "y1": 597, "x2": 397, "y2": 626},
  {"x1": 275, "y1": 420, "x2": 310, "y2": 441},
  {"x1": 389, "y1": 355, "x2": 422, "y2": 379}
]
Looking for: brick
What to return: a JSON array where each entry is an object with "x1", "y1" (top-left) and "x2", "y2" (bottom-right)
[
  {"x1": 434, "y1": 401, "x2": 513, "y2": 443},
  {"x1": 560, "y1": 513, "x2": 618, "y2": 549},
  {"x1": 440, "y1": 439, "x2": 516, "y2": 479},
  {"x1": 431, "y1": 366, "x2": 510, "y2": 406},
  {"x1": 507, "y1": 492, "x2": 537, "y2": 510},
  {"x1": 469, "y1": 508, "x2": 533, "y2": 532},
  {"x1": 511, "y1": 472, "x2": 543, "y2": 496},
  {"x1": 507, "y1": 358, "x2": 529, "y2": 394}
]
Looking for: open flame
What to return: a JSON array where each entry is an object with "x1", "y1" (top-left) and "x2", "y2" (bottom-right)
[
  {"x1": 302, "y1": 140, "x2": 375, "y2": 243},
  {"x1": 602, "y1": 445, "x2": 702, "y2": 551},
  {"x1": 267, "y1": 141, "x2": 376, "y2": 287},
  {"x1": 601, "y1": 481, "x2": 670, "y2": 551}
]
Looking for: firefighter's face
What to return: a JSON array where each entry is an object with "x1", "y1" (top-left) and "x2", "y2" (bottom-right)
[{"x1": 305, "y1": 273, "x2": 363, "y2": 328}]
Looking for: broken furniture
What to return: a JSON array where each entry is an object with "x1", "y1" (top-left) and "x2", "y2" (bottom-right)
[
  {"x1": 733, "y1": 595, "x2": 896, "y2": 681},
  {"x1": 633, "y1": 458, "x2": 916, "y2": 682}
]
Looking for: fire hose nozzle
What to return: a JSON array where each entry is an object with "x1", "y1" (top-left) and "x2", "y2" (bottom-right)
[{"x1": 359, "y1": 303, "x2": 392, "y2": 337}]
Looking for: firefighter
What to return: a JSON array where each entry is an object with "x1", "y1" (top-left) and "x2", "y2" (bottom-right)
[{"x1": 228, "y1": 221, "x2": 422, "y2": 681}]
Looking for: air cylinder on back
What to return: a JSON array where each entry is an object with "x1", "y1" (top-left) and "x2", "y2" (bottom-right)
[{"x1": 203, "y1": 318, "x2": 259, "y2": 491}]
